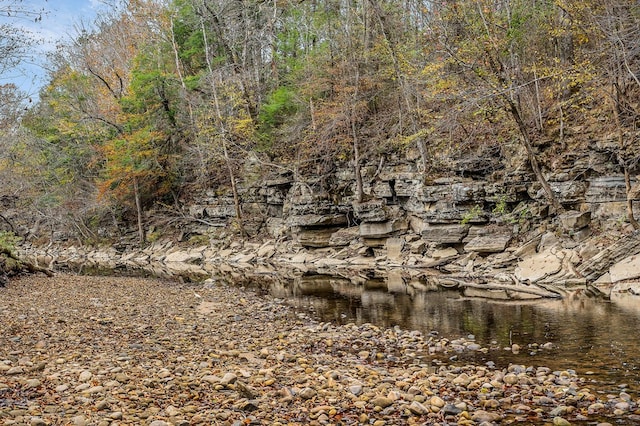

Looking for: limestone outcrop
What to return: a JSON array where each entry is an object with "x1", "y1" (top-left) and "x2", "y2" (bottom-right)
[{"x1": 8, "y1": 154, "x2": 640, "y2": 300}]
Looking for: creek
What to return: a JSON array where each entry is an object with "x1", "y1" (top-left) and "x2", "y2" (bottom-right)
[{"x1": 235, "y1": 271, "x2": 640, "y2": 395}]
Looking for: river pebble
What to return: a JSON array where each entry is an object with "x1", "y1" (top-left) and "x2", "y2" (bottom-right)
[{"x1": 0, "y1": 274, "x2": 637, "y2": 425}]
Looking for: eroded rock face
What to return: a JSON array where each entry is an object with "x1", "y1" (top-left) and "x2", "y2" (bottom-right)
[
  {"x1": 10, "y1": 150, "x2": 640, "y2": 295},
  {"x1": 421, "y1": 224, "x2": 470, "y2": 244},
  {"x1": 287, "y1": 214, "x2": 347, "y2": 228},
  {"x1": 296, "y1": 228, "x2": 340, "y2": 248},
  {"x1": 585, "y1": 176, "x2": 628, "y2": 203},
  {"x1": 353, "y1": 199, "x2": 388, "y2": 222},
  {"x1": 359, "y1": 219, "x2": 408, "y2": 239},
  {"x1": 559, "y1": 210, "x2": 591, "y2": 231}
]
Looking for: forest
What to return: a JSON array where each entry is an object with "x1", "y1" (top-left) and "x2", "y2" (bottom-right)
[
  {"x1": 3, "y1": 4, "x2": 640, "y2": 423},
  {"x1": 0, "y1": 0, "x2": 639, "y2": 244}
]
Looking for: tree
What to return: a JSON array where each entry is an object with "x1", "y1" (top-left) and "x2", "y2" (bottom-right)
[
  {"x1": 423, "y1": 0, "x2": 585, "y2": 212},
  {"x1": 0, "y1": 0, "x2": 45, "y2": 79},
  {"x1": 583, "y1": 0, "x2": 640, "y2": 228},
  {"x1": 0, "y1": 1, "x2": 46, "y2": 130},
  {"x1": 17, "y1": 0, "x2": 186, "y2": 243},
  {"x1": 99, "y1": 127, "x2": 169, "y2": 244}
]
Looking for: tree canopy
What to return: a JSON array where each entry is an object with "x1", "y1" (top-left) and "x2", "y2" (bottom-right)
[{"x1": 1, "y1": 0, "x2": 639, "y2": 242}]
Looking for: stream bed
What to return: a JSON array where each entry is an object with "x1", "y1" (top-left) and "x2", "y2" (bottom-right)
[{"x1": 234, "y1": 270, "x2": 640, "y2": 395}]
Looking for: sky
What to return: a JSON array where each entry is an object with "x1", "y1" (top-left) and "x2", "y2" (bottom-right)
[{"x1": 1, "y1": 0, "x2": 102, "y2": 97}]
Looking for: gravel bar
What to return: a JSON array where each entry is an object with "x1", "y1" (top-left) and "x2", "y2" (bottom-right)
[{"x1": 0, "y1": 274, "x2": 638, "y2": 425}]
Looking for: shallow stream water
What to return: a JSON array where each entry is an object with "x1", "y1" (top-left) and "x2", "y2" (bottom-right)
[{"x1": 235, "y1": 271, "x2": 640, "y2": 395}]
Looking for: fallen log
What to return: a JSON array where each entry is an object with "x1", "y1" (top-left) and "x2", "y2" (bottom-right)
[{"x1": 433, "y1": 276, "x2": 563, "y2": 299}]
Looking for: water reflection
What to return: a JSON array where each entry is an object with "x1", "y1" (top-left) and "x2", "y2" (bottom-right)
[{"x1": 235, "y1": 270, "x2": 640, "y2": 393}]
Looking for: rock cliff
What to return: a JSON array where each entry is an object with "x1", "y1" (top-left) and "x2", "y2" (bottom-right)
[{"x1": 14, "y1": 151, "x2": 640, "y2": 300}]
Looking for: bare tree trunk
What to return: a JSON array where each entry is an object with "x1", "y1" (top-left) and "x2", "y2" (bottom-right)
[
  {"x1": 169, "y1": 14, "x2": 194, "y2": 124},
  {"x1": 350, "y1": 64, "x2": 363, "y2": 203},
  {"x1": 222, "y1": 138, "x2": 244, "y2": 232},
  {"x1": 416, "y1": 139, "x2": 429, "y2": 177},
  {"x1": 611, "y1": 86, "x2": 640, "y2": 229},
  {"x1": 0, "y1": 213, "x2": 14, "y2": 232},
  {"x1": 201, "y1": 19, "x2": 245, "y2": 235},
  {"x1": 623, "y1": 167, "x2": 639, "y2": 229},
  {"x1": 507, "y1": 101, "x2": 563, "y2": 213},
  {"x1": 345, "y1": 2, "x2": 364, "y2": 203},
  {"x1": 133, "y1": 176, "x2": 146, "y2": 244},
  {"x1": 352, "y1": 117, "x2": 364, "y2": 203},
  {"x1": 1, "y1": 247, "x2": 54, "y2": 277}
]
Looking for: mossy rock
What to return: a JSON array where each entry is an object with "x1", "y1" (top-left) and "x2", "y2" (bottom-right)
[{"x1": 0, "y1": 252, "x2": 22, "y2": 274}]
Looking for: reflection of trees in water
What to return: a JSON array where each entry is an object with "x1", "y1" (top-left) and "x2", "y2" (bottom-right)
[{"x1": 233, "y1": 270, "x2": 640, "y2": 389}]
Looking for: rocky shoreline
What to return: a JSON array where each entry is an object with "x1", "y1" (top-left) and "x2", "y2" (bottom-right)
[
  {"x1": 16, "y1": 226, "x2": 640, "y2": 302},
  {"x1": 1, "y1": 274, "x2": 638, "y2": 425}
]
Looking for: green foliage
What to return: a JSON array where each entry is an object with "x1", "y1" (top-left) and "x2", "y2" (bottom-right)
[
  {"x1": 492, "y1": 198, "x2": 533, "y2": 225},
  {"x1": 461, "y1": 205, "x2": 483, "y2": 225},
  {"x1": 259, "y1": 86, "x2": 298, "y2": 130},
  {"x1": 122, "y1": 55, "x2": 179, "y2": 128},
  {"x1": 171, "y1": 0, "x2": 210, "y2": 74},
  {"x1": 256, "y1": 86, "x2": 299, "y2": 151},
  {"x1": 492, "y1": 196, "x2": 509, "y2": 216}
]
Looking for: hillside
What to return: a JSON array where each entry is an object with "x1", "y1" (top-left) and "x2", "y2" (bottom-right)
[{"x1": 0, "y1": 0, "x2": 639, "y2": 290}]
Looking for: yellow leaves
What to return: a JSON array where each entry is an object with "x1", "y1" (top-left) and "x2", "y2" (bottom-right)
[
  {"x1": 392, "y1": 128, "x2": 433, "y2": 148},
  {"x1": 230, "y1": 116, "x2": 256, "y2": 142},
  {"x1": 97, "y1": 124, "x2": 168, "y2": 202},
  {"x1": 421, "y1": 62, "x2": 445, "y2": 78}
]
